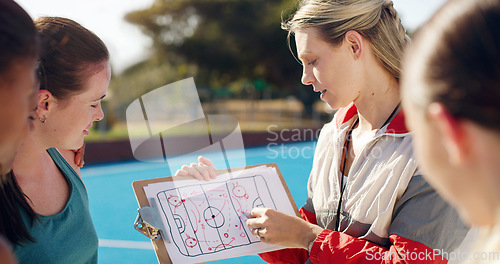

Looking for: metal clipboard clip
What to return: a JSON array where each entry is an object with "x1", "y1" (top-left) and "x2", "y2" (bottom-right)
[{"x1": 133, "y1": 201, "x2": 169, "y2": 242}]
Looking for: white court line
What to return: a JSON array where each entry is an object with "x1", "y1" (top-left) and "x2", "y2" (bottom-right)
[{"x1": 99, "y1": 239, "x2": 154, "y2": 250}]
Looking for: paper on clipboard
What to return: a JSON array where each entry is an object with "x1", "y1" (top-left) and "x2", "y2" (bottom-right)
[{"x1": 141, "y1": 164, "x2": 297, "y2": 264}]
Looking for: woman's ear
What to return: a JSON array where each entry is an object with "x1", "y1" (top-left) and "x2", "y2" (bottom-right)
[
  {"x1": 36, "y1": 89, "x2": 54, "y2": 119},
  {"x1": 344, "y1": 30, "x2": 364, "y2": 59},
  {"x1": 427, "y1": 103, "x2": 469, "y2": 165}
]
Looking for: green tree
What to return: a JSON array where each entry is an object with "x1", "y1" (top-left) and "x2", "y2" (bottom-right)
[{"x1": 125, "y1": 0, "x2": 305, "y2": 98}]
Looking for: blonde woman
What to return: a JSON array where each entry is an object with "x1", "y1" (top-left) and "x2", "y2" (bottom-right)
[
  {"x1": 177, "y1": 0, "x2": 470, "y2": 262},
  {"x1": 402, "y1": 0, "x2": 500, "y2": 262}
]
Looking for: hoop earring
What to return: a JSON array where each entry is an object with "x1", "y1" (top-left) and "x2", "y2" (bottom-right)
[{"x1": 39, "y1": 116, "x2": 46, "y2": 123}]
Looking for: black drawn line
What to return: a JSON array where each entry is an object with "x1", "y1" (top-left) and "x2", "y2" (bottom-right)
[{"x1": 156, "y1": 175, "x2": 276, "y2": 257}]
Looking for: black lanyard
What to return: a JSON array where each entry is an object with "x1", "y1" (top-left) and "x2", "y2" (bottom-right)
[{"x1": 334, "y1": 103, "x2": 401, "y2": 231}]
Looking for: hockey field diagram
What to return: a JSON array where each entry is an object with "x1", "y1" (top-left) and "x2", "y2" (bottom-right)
[{"x1": 156, "y1": 175, "x2": 276, "y2": 257}]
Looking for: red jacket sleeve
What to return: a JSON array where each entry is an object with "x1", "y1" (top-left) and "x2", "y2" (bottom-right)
[
  {"x1": 259, "y1": 207, "x2": 448, "y2": 264},
  {"x1": 309, "y1": 229, "x2": 447, "y2": 263}
]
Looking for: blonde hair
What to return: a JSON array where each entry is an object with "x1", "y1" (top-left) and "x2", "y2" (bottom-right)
[{"x1": 282, "y1": 0, "x2": 409, "y2": 79}]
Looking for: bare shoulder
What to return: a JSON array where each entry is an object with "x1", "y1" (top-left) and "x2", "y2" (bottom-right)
[{"x1": 57, "y1": 149, "x2": 82, "y2": 176}]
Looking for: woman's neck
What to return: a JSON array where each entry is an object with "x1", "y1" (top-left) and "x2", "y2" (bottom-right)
[
  {"x1": 462, "y1": 124, "x2": 500, "y2": 227},
  {"x1": 480, "y1": 140, "x2": 500, "y2": 224},
  {"x1": 12, "y1": 133, "x2": 52, "y2": 178},
  {"x1": 354, "y1": 73, "x2": 400, "y2": 132}
]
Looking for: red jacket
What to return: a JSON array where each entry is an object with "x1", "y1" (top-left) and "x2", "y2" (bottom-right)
[
  {"x1": 259, "y1": 105, "x2": 469, "y2": 263},
  {"x1": 259, "y1": 208, "x2": 452, "y2": 263}
]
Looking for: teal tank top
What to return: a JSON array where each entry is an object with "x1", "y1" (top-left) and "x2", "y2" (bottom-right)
[{"x1": 14, "y1": 148, "x2": 98, "y2": 263}]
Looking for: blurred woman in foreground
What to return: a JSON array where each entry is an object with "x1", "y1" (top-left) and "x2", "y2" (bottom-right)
[
  {"x1": 402, "y1": 0, "x2": 500, "y2": 261},
  {"x1": 0, "y1": 0, "x2": 39, "y2": 263}
]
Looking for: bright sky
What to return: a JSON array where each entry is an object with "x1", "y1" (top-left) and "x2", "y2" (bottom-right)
[{"x1": 16, "y1": 0, "x2": 447, "y2": 74}]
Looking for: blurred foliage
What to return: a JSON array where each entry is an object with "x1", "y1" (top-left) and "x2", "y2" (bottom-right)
[{"x1": 107, "y1": 0, "x2": 318, "y2": 122}]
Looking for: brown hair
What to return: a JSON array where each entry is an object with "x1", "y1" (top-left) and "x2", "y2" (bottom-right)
[
  {"x1": 403, "y1": 0, "x2": 500, "y2": 132},
  {"x1": 0, "y1": 0, "x2": 38, "y2": 76},
  {"x1": 36, "y1": 17, "x2": 109, "y2": 100},
  {"x1": 282, "y1": 0, "x2": 409, "y2": 79},
  {"x1": 0, "y1": 171, "x2": 38, "y2": 245}
]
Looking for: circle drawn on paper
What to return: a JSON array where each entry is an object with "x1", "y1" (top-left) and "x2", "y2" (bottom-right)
[
  {"x1": 232, "y1": 185, "x2": 246, "y2": 197},
  {"x1": 185, "y1": 237, "x2": 197, "y2": 248},
  {"x1": 204, "y1": 206, "x2": 225, "y2": 228},
  {"x1": 168, "y1": 195, "x2": 182, "y2": 207}
]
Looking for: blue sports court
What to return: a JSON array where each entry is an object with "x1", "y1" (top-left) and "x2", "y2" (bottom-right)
[{"x1": 82, "y1": 141, "x2": 315, "y2": 263}]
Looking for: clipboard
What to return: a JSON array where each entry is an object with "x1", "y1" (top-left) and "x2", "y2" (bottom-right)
[{"x1": 132, "y1": 163, "x2": 299, "y2": 264}]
